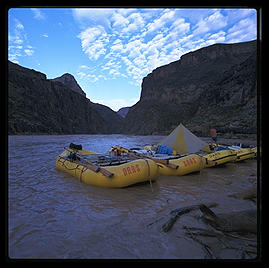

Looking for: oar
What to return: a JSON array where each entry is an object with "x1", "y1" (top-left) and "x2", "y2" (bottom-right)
[
  {"x1": 65, "y1": 148, "x2": 114, "y2": 178},
  {"x1": 147, "y1": 157, "x2": 179, "y2": 169},
  {"x1": 112, "y1": 146, "x2": 179, "y2": 170},
  {"x1": 73, "y1": 159, "x2": 100, "y2": 173},
  {"x1": 79, "y1": 148, "x2": 98, "y2": 155},
  {"x1": 81, "y1": 156, "x2": 114, "y2": 178}
]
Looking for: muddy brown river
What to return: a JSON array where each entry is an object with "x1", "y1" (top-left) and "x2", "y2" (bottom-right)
[{"x1": 8, "y1": 135, "x2": 259, "y2": 259}]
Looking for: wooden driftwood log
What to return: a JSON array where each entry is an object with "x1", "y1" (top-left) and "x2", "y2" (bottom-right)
[
  {"x1": 162, "y1": 202, "x2": 218, "y2": 232},
  {"x1": 199, "y1": 205, "x2": 257, "y2": 234}
]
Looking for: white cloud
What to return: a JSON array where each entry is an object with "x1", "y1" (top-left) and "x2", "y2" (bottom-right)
[
  {"x1": 147, "y1": 9, "x2": 175, "y2": 33},
  {"x1": 109, "y1": 69, "x2": 121, "y2": 77},
  {"x1": 78, "y1": 72, "x2": 99, "y2": 82},
  {"x1": 77, "y1": 65, "x2": 108, "y2": 82},
  {"x1": 77, "y1": 25, "x2": 109, "y2": 60},
  {"x1": 8, "y1": 18, "x2": 35, "y2": 62},
  {"x1": 110, "y1": 39, "x2": 124, "y2": 52},
  {"x1": 13, "y1": 37, "x2": 23, "y2": 45},
  {"x1": 170, "y1": 18, "x2": 190, "y2": 35},
  {"x1": 76, "y1": 8, "x2": 257, "y2": 89},
  {"x1": 112, "y1": 10, "x2": 145, "y2": 32},
  {"x1": 193, "y1": 10, "x2": 227, "y2": 36},
  {"x1": 79, "y1": 65, "x2": 90, "y2": 69},
  {"x1": 76, "y1": 9, "x2": 192, "y2": 85},
  {"x1": 31, "y1": 8, "x2": 45, "y2": 20},
  {"x1": 15, "y1": 19, "x2": 24, "y2": 29},
  {"x1": 77, "y1": 71, "x2": 86, "y2": 79},
  {"x1": 24, "y1": 49, "x2": 34, "y2": 56},
  {"x1": 98, "y1": 74, "x2": 108, "y2": 80},
  {"x1": 224, "y1": 9, "x2": 256, "y2": 25},
  {"x1": 122, "y1": 12, "x2": 145, "y2": 34},
  {"x1": 8, "y1": 49, "x2": 21, "y2": 63},
  {"x1": 112, "y1": 12, "x2": 129, "y2": 28},
  {"x1": 72, "y1": 8, "x2": 114, "y2": 29},
  {"x1": 42, "y1": 34, "x2": 48, "y2": 38},
  {"x1": 226, "y1": 18, "x2": 257, "y2": 43},
  {"x1": 87, "y1": 74, "x2": 99, "y2": 82}
]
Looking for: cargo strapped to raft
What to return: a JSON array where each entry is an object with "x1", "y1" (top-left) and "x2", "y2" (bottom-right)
[
  {"x1": 112, "y1": 145, "x2": 179, "y2": 170},
  {"x1": 64, "y1": 147, "x2": 114, "y2": 178},
  {"x1": 69, "y1": 143, "x2": 82, "y2": 150}
]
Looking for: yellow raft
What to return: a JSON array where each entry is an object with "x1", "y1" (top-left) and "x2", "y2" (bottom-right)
[
  {"x1": 251, "y1": 147, "x2": 257, "y2": 158},
  {"x1": 204, "y1": 149, "x2": 237, "y2": 167},
  {"x1": 111, "y1": 145, "x2": 206, "y2": 176},
  {"x1": 56, "y1": 149, "x2": 159, "y2": 188},
  {"x1": 234, "y1": 147, "x2": 256, "y2": 162},
  {"x1": 156, "y1": 154, "x2": 206, "y2": 176}
]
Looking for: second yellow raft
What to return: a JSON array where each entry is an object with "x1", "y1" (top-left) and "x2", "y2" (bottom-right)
[
  {"x1": 156, "y1": 154, "x2": 205, "y2": 176},
  {"x1": 203, "y1": 149, "x2": 237, "y2": 167},
  {"x1": 234, "y1": 148, "x2": 256, "y2": 162}
]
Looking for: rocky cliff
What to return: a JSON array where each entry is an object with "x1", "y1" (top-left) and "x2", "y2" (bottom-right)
[
  {"x1": 117, "y1": 107, "x2": 130, "y2": 118},
  {"x1": 8, "y1": 61, "x2": 123, "y2": 134},
  {"x1": 50, "y1": 73, "x2": 86, "y2": 97},
  {"x1": 123, "y1": 40, "x2": 257, "y2": 135},
  {"x1": 8, "y1": 40, "x2": 257, "y2": 136}
]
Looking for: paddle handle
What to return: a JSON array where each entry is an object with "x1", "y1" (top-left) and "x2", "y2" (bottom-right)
[{"x1": 80, "y1": 155, "x2": 114, "y2": 178}]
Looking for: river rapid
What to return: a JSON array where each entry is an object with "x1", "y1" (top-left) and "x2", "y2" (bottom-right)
[{"x1": 8, "y1": 135, "x2": 258, "y2": 259}]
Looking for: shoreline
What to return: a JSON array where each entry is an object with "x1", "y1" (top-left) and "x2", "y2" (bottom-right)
[
  {"x1": 201, "y1": 136, "x2": 257, "y2": 146},
  {"x1": 8, "y1": 133, "x2": 258, "y2": 146},
  {"x1": 8, "y1": 133, "x2": 257, "y2": 138}
]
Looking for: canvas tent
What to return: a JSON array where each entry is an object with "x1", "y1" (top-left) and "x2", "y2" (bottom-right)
[{"x1": 158, "y1": 123, "x2": 211, "y2": 154}]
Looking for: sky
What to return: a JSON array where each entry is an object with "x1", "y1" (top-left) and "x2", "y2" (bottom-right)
[{"x1": 8, "y1": 7, "x2": 257, "y2": 111}]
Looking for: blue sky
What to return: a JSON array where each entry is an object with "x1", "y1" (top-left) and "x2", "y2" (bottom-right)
[{"x1": 8, "y1": 8, "x2": 257, "y2": 111}]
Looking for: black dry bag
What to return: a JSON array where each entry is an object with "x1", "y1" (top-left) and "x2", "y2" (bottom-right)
[{"x1": 69, "y1": 143, "x2": 82, "y2": 150}]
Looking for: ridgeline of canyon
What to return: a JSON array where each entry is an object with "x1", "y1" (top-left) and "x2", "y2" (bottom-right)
[{"x1": 8, "y1": 40, "x2": 257, "y2": 137}]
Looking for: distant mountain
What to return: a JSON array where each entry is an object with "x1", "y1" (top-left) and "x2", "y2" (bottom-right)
[
  {"x1": 50, "y1": 73, "x2": 86, "y2": 97},
  {"x1": 117, "y1": 107, "x2": 130, "y2": 118},
  {"x1": 8, "y1": 40, "x2": 258, "y2": 136},
  {"x1": 92, "y1": 103, "x2": 124, "y2": 133},
  {"x1": 8, "y1": 61, "x2": 123, "y2": 134},
  {"x1": 123, "y1": 40, "x2": 257, "y2": 136}
]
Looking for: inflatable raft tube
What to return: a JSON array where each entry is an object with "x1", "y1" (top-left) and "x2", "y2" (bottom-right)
[
  {"x1": 156, "y1": 154, "x2": 206, "y2": 176},
  {"x1": 251, "y1": 147, "x2": 257, "y2": 158},
  {"x1": 56, "y1": 150, "x2": 159, "y2": 188},
  {"x1": 228, "y1": 145, "x2": 257, "y2": 162},
  {"x1": 204, "y1": 149, "x2": 237, "y2": 167},
  {"x1": 234, "y1": 147, "x2": 256, "y2": 162}
]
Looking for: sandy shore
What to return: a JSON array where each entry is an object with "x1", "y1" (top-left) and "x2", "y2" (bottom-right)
[{"x1": 201, "y1": 136, "x2": 257, "y2": 147}]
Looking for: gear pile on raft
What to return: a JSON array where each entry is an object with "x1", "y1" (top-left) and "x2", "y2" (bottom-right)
[{"x1": 56, "y1": 123, "x2": 258, "y2": 188}]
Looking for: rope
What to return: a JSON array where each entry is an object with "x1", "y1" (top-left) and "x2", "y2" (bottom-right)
[
  {"x1": 58, "y1": 156, "x2": 88, "y2": 183},
  {"x1": 80, "y1": 166, "x2": 87, "y2": 182},
  {"x1": 144, "y1": 158, "x2": 153, "y2": 193},
  {"x1": 58, "y1": 156, "x2": 79, "y2": 171},
  {"x1": 198, "y1": 154, "x2": 203, "y2": 174}
]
